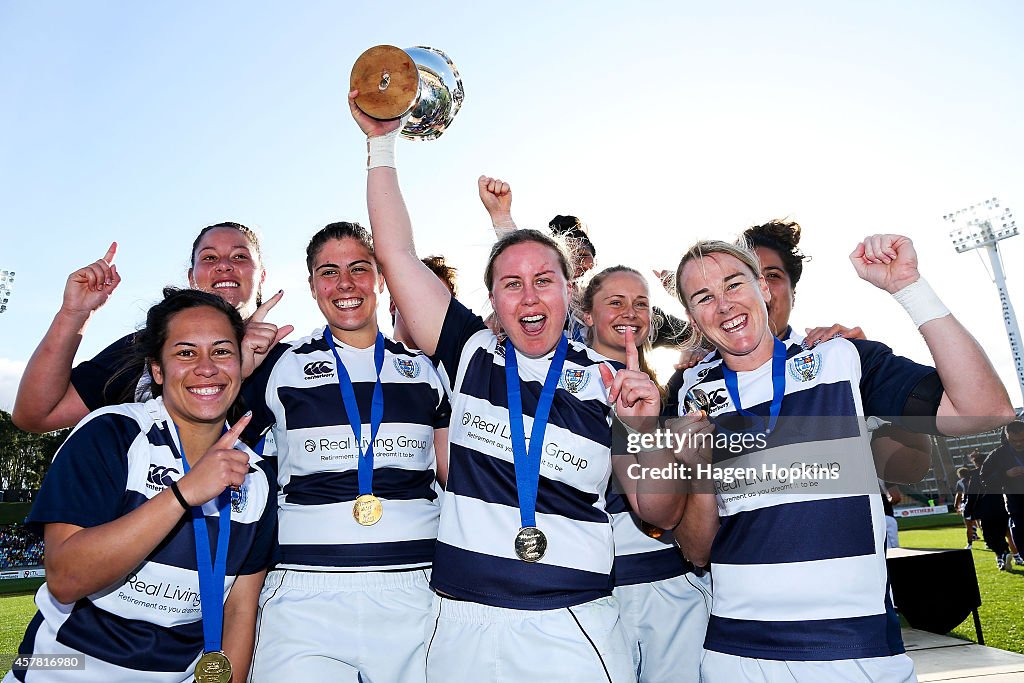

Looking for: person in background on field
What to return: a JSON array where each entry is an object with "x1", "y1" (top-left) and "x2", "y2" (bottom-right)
[
  {"x1": 979, "y1": 421, "x2": 1024, "y2": 568},
  {"x1": 955, "y1": 461, "x2": 981, "y2": 549},
  {"x1": 882, "y1": 483, "x2": 903, "y2": 549}
]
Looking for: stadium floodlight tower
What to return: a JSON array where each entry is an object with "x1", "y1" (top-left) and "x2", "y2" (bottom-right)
[
  {"x1": 944, "y1": 198, "x2": 1024, "y2": 403},
  {"x1": 0, "y1": 268, "x2": 14, "y2": 314}
]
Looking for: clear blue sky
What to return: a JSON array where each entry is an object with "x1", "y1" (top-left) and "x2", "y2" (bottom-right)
[{"x1": 2, "y1": 1, "x2": 1024, "y2": 410}]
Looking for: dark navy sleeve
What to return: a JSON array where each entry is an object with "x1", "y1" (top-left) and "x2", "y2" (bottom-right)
[
  {"x1": 70, "y1": 333, "x2": 144, "y2": 410},
  {"x1": 239, "y1": 458, "x2": 279, "y2": 574},
  {"x1": 851, "y1": 339, "x2": 937, "y2": 420},
  {"x1": 979, "y1": 447, "x2": 1004, "y2": 486},
  {"x1": 429, "y1": 297, "x2": 487, "y2": 393},
  {"x1": 978, "y1": 448, "x2": 1004, "y2": 491},
  {"x1": 433, "y1": 390, "x2": 452, "y2": 429},
  {"x1": 980, "y1": 446, "x2": 1024, "y2": 493},
  {"x1": 239, "y1": 342, "x2": 291, "y2": 448},
  {"x1": 25, "y1": 413, "x2": 137, "y2": 535}
]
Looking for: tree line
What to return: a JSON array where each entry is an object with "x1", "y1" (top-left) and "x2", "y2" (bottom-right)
[{"x1": 0, "y1": 410, "x2": 69, "y2": 493}]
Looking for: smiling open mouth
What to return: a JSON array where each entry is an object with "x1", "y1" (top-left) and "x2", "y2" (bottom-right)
[
  {"x1": 721, "y1": 314, "x2": 747, "y2": 332},
  {"x1": 333, "y1": 298, "x2": 363, "y2": 310},
  {"x1": 187, "y1": 385, "x2": 225, "y2": 397},
  {"x1": 520, "y1": 314, "x2": 546, "y2": 334}
]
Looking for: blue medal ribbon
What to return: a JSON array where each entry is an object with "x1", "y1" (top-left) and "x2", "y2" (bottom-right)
[
  {"x1": 170, "y1": 424, "x2": 231, "y2": 656},
  {"x1": 324, "y1": 328, "x2": 386, "y2": 497},
  {"x1": 720, "y1": 336, "x2": 788, "y2": 436},
  {"x1": 504, "y1": 336, "x2": 569, "y2": 530}
]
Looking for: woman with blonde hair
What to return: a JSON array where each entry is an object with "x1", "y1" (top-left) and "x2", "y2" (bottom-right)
[{"x1": 671, "y1": 234, "x2": 1012, "y2": 681}]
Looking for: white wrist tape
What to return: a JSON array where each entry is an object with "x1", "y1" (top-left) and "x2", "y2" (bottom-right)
[
  {"x1": 366, "y1": 129, "x2": 399, "y2": 170},
  {"x1": 892, "y1": 277, "x2": 950, "y2": 328}
]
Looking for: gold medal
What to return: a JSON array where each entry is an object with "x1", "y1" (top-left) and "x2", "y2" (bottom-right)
[
  {"x1": 353, "y1": 493, "x2": 383, "y2": 526},
  {"x1": 640, "y1": 521, "x2": 665, "y2": 539},
  {"x1": 194, "y1": 651, "x2": 231, "y2": 683},
  {"x1": 514, "y1": 526, "x2": 547, "y2": 562}
]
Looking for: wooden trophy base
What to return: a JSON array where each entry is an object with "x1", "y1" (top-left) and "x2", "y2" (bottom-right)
[{"x1": 350, "y1": 45, "x2": 419, "y2": 120}]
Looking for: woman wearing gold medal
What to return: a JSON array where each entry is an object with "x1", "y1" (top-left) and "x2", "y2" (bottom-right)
[
  {"x1": 240, "y1": 224, "x2": 450, "y2": 682},
  {"x1": 5, "y1": 288, "x2": 276, "y2": 683},
  {"x1": 349, "y1": 93, "x2": 683, "y2": 682}
]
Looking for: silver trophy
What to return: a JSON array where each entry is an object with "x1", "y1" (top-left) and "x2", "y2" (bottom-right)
[{"x1": 350, "y1": 45, "x2": 464, "y2": 141}]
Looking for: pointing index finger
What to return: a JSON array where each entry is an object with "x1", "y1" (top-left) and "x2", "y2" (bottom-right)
[
  {"x1": 218, "y1": 412, "x2": 252, "y2": 448},
  {"x1": 249, "y1": 289, "x2": 283, "y2": 323},
  {"x1": 624, "y1": 327, "x2": 639, "y2": 371},
  {"x1": 103, "y1": 241, "x2": 118, "y2": 265}
]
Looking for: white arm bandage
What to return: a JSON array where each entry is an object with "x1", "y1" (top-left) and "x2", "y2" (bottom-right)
[
  {"x1": 366, "y1": 129, "x2": 399, "y2": 170},
  {"x1": 892, "y1": 278, "x2": 951, "y2": 328}
]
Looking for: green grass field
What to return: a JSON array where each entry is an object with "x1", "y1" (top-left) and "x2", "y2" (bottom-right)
[
  {"x1": 899, "y1": 525, "x2": 1024, "y2": 655},
  {"x1": 0, "y1": 590, "x2": 36, "y2": 675},
  {"x1": 1, "y1": 503, "x2": 44, "y2": 677},
  {"x1": 0, "y1": 516, "x2": 1020, "y2": 677},
  {"x1": 0, "y1": 578, "x2": 44, "y2": 596}
]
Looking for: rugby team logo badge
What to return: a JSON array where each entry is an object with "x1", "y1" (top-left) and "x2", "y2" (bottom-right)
[
  {"x1": 788, "y1": 352, "x2": 822, "y2": 383},
  {"x1": 393, "y1": 357, "x2": 421, "y2": 379},
  {"x1": 561, "y1": 368, "x2": 590, "y2": 394},
  {"x1": 231, "y1": 484, "x2": 248, "y2": 513}
]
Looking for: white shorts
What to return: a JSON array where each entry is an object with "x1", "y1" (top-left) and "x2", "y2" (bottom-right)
[
  {"x1": 424, "y1": 594, "x2": 637, "y2": 683},
  {"x1": 248, "y1": 568, "x2": 433, "y2": 683},
  {"x1": 699, "y1": 649, "x2": 917, "y2": 682},
  {"x1": 614, "y1": 571, "x2": 711, "y2": 682}
]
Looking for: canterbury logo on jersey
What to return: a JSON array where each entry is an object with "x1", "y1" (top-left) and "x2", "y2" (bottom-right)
[
  {"x1": 303, "y1": 360, "x2": 334, "y2": 378},
  {"x1": 146, "y1": 464, "x2": 180, "y2": 490}
]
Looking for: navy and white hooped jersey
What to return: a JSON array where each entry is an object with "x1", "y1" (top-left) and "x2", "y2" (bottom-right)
[
  {"x1": 13, "y1": 398, "x2": 275, "y2": 683},
  {"x1": 430, "y1": 298, "x2": 619, "y2": 610},
  {"x1": 606, "y1": 487, "x2": 691, "y2": 587},
  {"x1": 670, "y1": 334, "x2": 937, "y2": 662},
  {"x1": 589, "y1": 341, "x2": 689, "y2": 587},
  {"x1": 567, "y1": 329, "x2": 690, "y2": 586},
  {"x1": 240, "y1": 330, "x2": 450, "y2": 572}
]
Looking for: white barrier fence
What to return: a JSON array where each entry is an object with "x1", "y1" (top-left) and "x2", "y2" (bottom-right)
[
  {"x1": 894, "y1": 505, "x2": 948, "y2": 518},
  {"x1": 0, "y1": 568, "x2": 44, "y2": 580}
]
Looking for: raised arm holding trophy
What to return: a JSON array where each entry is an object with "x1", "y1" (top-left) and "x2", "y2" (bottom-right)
[{"x1": 350, "y1": 44, "x2": 464, "y2": 141}]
